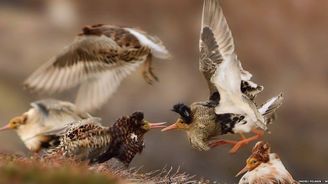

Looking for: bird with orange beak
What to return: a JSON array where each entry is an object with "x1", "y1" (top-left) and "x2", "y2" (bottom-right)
[
  {"x1": 236, "y1": 141, "x2": 299, "y2": 184},
  {"x1": 0, "y1": 99, "x2": 91, "y2": 152},
  {"x1": 48, "y1": 112, "x2": 166, "y2": 166},
  {"x1": 162, "y1": 0, "x2": 283, "y2": 153}
]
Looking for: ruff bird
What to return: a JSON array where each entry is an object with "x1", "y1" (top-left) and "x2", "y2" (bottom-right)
[
  {"x1": 24, "y1": 24, "x2": 171, "y2": 112},
  {"x1": 162, "y1": 0, "x2": 283, "y2": 153},
  {"x1": 48, "y1": 112, "x2": 166, "y2": 166},
  {"x1": 0, "y1": 99, "x2": 91, "y2": 152},
  {"x1": 237, "y1": 141, "x2": 299, "y2": 184}
]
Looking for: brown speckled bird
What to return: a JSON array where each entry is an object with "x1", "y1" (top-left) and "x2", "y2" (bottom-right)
[
  {"x1": 48, "y1": 112, "x2": 166, "y2": 166},
  {"x1": 162, "y1": 0, "x2": 283, "y2": 153},
  {"x1": 0, "y1": 99, "x2": 91, "y2": 152},
  {"x1": 24, "y1": 24, "x2": 171, "y2": 112},
  {"x1": 237, "y1": 141, "x2": 299, "y2": 184}
]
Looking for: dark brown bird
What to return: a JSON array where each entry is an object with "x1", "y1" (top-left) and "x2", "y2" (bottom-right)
[
  {"x1": 24, "y1": 24, "x2": 171, "y2": 112},
  {"x1": 162, "y1": 0, "x2": 283, "y2": 153},
  {"x1": 48, "y1": 112, "x2": 166, "y2": 166},
  {"x1": 237, "y1": 141, "x2": 299, "y2": 184},
  {"x1": 0, "y1": 99, "x2": 91, "y2": 152}
]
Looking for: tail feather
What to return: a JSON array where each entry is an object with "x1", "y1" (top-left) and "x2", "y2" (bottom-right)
[
  {"x1": 258, "y1": 93, "x2": 284, "y2": 124},
  {"x1": 125, "y1": 28, "x2": 171, "y2": 60}
]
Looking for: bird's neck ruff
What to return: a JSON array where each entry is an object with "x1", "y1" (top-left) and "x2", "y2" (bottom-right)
[
  {"x1": 101, "y1": 115, "x2": 146, "y2": 166},
  {"x1": 250, "y1": 141, "x2": 271, "y2": 164},
  {"x1": 172, "y1": 103, "x2": 192, "y2": 124}
]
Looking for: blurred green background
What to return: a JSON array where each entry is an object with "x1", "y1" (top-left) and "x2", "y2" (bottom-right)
[{"x1": 0, "y1": 0, "x2": 327, "y2": 183}]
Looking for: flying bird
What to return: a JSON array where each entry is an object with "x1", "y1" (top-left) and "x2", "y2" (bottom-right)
[
  {"x1": 48, "y1": 112, "x2": 166, "y2": 166},
  {"x1": 24, "y1": 24, "x2": 171, "y2": 112},
  {"x1": 162, "y1": 0, "x2": 283, "y2": 153},
  {"x1": 237, "y1": 141, "x2": 299, "y2": 184},
  {"x1": 0, "y1": 99, "x2": 91, "y2": 152}
]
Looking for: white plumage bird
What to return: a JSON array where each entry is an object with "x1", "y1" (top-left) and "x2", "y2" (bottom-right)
[
  {"x1": 0, "y1": 99, "x2": 91, "y2": 152},
  {"x1": 199, "y1": 0, "x2": 284, "y2": 153},
  {"x1": 237, "y1": 141, "x2": 299, "y2": 184}
]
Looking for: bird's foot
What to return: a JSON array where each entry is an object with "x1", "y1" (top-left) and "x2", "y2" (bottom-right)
[
  {"x1": 142, "y1": 70, "x2": 158, "y2": 85},
  {"x1": 208, "y1": 139, "x2": 237, "y2": 148},
  {"x1": 229, "y1": 130, "x2": 264, "y2": 154},
  {"x1": 142, "y1": 55, "x2": 158, "y2": 85},
  {"x1": 208, "y1": 129, "x2": 264, "y2": 153}
]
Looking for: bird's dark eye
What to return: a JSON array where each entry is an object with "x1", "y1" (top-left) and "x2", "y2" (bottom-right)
[{"x1": 252, "y1": 160, "x2": 257, "y2": 164}]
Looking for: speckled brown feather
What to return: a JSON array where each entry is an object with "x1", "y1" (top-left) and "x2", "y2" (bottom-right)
[
  {"x1": 249, "y1": 141, "x2": 271, "y2": 163},
  {"x1": 52, "y1": 25, "x2": 149, "y2": 68},
  {"x1": 93, "y1": 112, "x2": 147, "y2": 166},
  {"x1": 52, "y1": 119, "x2": 112, "y2": 161},
  {"x1": 199, "y1": 26, "x2": 223, "y2": 96},
  {"x1": 185, "y1": 102, "x2": 221, "y2": 151},
  {"x1": 49, "y1": 112, "x2": 149, "y2": 166},
  {"x1": 24, "y1": 24, "x2": 170, "y2": 112}
]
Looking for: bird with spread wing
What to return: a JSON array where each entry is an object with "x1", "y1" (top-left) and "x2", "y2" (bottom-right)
[
  {"x1": 0, "y1": 99, "x2": 91, "y2": 152},
  {"x1": 24, "y1": 24, "x2": 171, "y2": 112},
  {"x1": 162, "y1": 0, "x2": 283, "y2": 153}
]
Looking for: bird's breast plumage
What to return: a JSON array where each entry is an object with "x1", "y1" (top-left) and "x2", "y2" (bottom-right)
[{"x1": 186, "y1": 103, "x2": 220, "y2": 151}]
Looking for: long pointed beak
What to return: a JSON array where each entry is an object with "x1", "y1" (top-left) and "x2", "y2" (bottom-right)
[
  {"x1": 236, "y1": 165, "x2": 249, "y2": 177},
  {"x1": 148, "y1": 122, "x2": 167, "y2": 129},
  {"x1": 0, "y1": 124, "x2": 11, "y2": 132},
  {"x1": 161, "y1": 123, "x2": 178, "y2": 132}
]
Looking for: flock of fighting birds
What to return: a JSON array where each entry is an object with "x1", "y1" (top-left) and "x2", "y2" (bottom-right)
[{"x1": 0, "y1": 0, "x2": 299, "y2": 183}]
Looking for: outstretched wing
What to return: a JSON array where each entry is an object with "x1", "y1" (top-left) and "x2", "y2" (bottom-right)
[
  {"x1": 200, "y1": 0, "x2": 265, "y2": 103},
  {"x1": 75, "y1": 61, "x2": 144, "y2": 112},
  {"x1": 200, "y1": 0, "x2": 243, "y2": 107},
  {"x1": 201, "y1": 0, "x2": 251, "y2": 79},
  {"x1": 24, "y1": 34, "x2": 123, "y2": 93},
  {"x1": 199, "y1": 26, "x2": 224, "y2": 96},
  {"x1": 25, "y1": 25, "x2": 154, "y2": 111}
]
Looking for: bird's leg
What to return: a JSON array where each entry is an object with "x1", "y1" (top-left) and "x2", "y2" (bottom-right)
[
  {"x1": 208, "y1": 129, "x2": 264, "y2": 153},
  {"x1": 208, "y1": 139, "x2": 238, "y2": 148},
  {"x1": 142, "y1": 54, "x2": 158, "y2": 84},
  {"x1": 147, "y1": 55, "x2": 158, "y2": 82},
  {"x1": 229, "y1": 129, "x2": 264, "y2": 154}
]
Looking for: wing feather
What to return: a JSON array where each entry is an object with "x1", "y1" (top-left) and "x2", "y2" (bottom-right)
[
  {"x1": 201, "y1": 0, "x2": 252, "y2": 81},
  {"x1": 75, "y1": 61, "x2": 143, "y2": 112},
  {"x1": 24, "y1": 35, "x2": 122, "y2": 93},
  {"x1": 199, "y1": 26, "x2": 224, "y2": 96},
  {"x1": 30, "y1": 99, "x2": 91, "y2": 129}
]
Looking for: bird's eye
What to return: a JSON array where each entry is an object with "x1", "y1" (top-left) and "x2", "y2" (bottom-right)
[{"x1": 252, "y1": 160, "x2": 257, "y2": 164}]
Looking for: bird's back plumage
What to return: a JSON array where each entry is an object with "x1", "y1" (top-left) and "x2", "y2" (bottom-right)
[{"x1": 47, "y1": 118, "x2": 111, "y2": 161}]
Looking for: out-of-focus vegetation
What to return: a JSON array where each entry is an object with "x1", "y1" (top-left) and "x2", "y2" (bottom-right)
[
  {"x1": 0, "y1": 0, "x2": 327, "y2": 183},
  {"x1": 0, "y1": 153, "x2": 204, "y2": 184},
  {"x1": 0, "y1": 154, "x2": 120, "y2": 184}
]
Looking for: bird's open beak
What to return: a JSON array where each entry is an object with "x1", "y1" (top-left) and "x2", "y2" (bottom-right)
[
  {"x1": 235, "y1": 165, "x2": 249, "y2": 177},
  {"x1": 148, "y1": 122, "x2": 167, "y2": 129},
  {"x1": 161, "y1": 123, "x2": 178, "y2": 132},
  {"x1": 0, "y1": 124, "x2": 11, "y2": 132}
]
